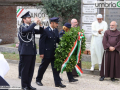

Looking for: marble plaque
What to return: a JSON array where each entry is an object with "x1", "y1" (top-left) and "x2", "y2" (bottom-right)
[{"x1": 83, "y1": 5, "x2": 97, "y2": 13}]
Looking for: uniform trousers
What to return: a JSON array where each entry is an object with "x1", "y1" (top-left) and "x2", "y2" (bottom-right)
[
  {"x1": 18, "y1": 52, "x2": 23, "y2": 77},
  {"x1": 21, "y1": 55, "x2": 36, "y2": 88},
  {"x1": 36, "y1": 58, "x2": 61, "y2": 85}
]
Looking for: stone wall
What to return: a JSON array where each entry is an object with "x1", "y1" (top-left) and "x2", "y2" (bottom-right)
[{"x1": 0, "y1": 6, "x2": 17, "y2": 44}]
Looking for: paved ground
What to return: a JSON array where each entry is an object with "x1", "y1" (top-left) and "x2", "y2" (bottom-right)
[{"x1": 4, "y1": 62, "x2": 120, "y2": 90}]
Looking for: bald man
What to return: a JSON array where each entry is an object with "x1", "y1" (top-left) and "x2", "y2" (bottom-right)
[
  {"x1": 71, "y1": 19, "x2": 81, "y2": 77},
  {"x1": 100, "y1": 21, "x2": 120, "y2": 81},
  {"x1": 90, "y1": 14, "x2": 108, "y2": 71},
  {"x1": 71, "y1": 19, "x2": 78, "y2": 27}
]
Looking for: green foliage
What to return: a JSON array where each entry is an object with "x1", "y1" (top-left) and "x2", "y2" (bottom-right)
[
  {"x1": 1, "y1": 52, "x2": 42, "y2": 63},
  {"x1": 41, "y1": 0, "x2": 81, "y2": 25},
  {"x1": 54, "y1": 27, "x2": 86, "y2": 72}
]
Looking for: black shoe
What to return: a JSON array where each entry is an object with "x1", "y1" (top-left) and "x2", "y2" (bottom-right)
[
  {"x1": 73, "y1": 75, "x2": 79, "y2": 78},
  {"x1": 28, "y1": 86, "x2": 36, "y2": 90},
  {"x1": 69, "y1": 78, "x2": 78, "y2": 82},
  {"x1": 55, "y1": 83, "x2": 66, "y2": 88},
  {"x1": 99, "y1": 77, "x2": 104, "y2": 81},
  {"x1": 111, "y1": 78, "x2": 115, "y2": 81},
  {"x1": 36, "y1": 81, "x2": 43, "y2": 86},
  {"x1": 22, "y1": 87, "x2": 29, "y2": 90},
  {"x1": 18, "y1": 76, "x2": 21, "y2": 79}
]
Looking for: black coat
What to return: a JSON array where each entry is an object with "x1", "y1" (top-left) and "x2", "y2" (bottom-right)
[
  {"x1": 18, "y1": 23, "x2": 43, "y2": 55},
  {"x1": 39, "y1": 26, "x2": 60, "y2": 58}
]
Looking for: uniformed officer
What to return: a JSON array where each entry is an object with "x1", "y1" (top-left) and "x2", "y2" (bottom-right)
[
  {"x1": 18, "y1": 11, "x2": 43, "y2": 90},
  {"x1": 59, "y1": 23, "x2": 78, "y2": 82},
  {"x1": 36, "y1": 17, "x2": 66, "y2": 88}
]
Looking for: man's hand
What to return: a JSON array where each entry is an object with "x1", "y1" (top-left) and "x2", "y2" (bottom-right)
[
  {"x1": 34, "y1": 17, "x2": 40, "y2": 24},
  {"x1": 98, "y1": 31, "x2": 101, "y2": 34},
  {"x1": 109, "y1": 46, "x2": 115, "y2": 51},
  {"x1": 40, "y1": 54, "x2": 44, "y2": 59},
  {"x1": 98, "y1": 29, "x2": 103, "y2": 34},
  {"x1": 38, "y1": 20, "x2": 42, "y2": 27}
]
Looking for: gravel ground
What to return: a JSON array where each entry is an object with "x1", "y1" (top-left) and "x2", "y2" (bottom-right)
[{"x1": 4, "y1": 62, "x2": 120, "y2": 90}]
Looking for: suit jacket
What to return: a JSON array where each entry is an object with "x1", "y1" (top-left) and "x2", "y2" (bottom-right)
[
  {"x1": 18, "y1": 23, "x2": 43, "y2": 55},
  {"x1": 39, "y1": 26, "x2": 60, "y2": 58}
]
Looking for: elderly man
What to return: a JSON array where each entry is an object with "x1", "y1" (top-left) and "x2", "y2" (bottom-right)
[
  {"x1": 100, "y1": 21, "x2": 120, "y2": 81},
  {"x1": 71, "y1": 18, "x2": 78, "y2": 27},
  {"x1": 90, "y1": 14, "x2": 108, "y2": 71},
  {"x1": 71, "y1": 19, "x2": 81, "y2": 77}
]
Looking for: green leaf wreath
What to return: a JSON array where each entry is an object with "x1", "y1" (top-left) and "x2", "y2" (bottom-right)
[{"x1": 54, "y1": 27, "x2": 86, "y2": 72}]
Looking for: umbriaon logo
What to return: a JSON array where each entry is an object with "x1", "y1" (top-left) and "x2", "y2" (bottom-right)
[
  {"x1": 117, "y1": 1, "x2": 120, "y2": 7},
  {"x1": 95, "y1": 1, "x2": 120, "y2": 8}
]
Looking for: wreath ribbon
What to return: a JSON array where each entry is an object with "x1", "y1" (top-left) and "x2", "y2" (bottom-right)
[{"x1": 61, "y1": 32, "x2": 84, "y2": 76}]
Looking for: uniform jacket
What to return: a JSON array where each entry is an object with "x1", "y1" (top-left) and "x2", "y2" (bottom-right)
[
  {"x1": 18, "y1": 23, "x2": 43, "y2": 55},
  {"x1": 59, "y1": 30, "x2": 65, "y2": 38},
  {"x1": 39, "y1": 26, "x2": 60, "y2": 58}
]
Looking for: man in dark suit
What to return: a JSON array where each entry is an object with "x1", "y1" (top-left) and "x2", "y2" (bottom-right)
[
  {"x1": 59, "y1": 23, "x2": 78, "y2": 82},
  {"x1": 36, "y1": 17, "x2": 66, "y2": 88},
  {"x1": 18, "y1": 11, "x2": 43, "y2": 90}
]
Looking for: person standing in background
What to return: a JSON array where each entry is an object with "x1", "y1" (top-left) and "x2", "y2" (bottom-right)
[
  {"x1": 100, "y1": 21, "x2": 120, "y2": 81},
  {"x1": 71, "y1": 18, "x2": 81, "y2": 77},
  {"x1": 71, "y1": 18, "x2": 78, "y2": 27},
  {"x1": 90, "y1": 14, "x2": 108, "y2": 71}
]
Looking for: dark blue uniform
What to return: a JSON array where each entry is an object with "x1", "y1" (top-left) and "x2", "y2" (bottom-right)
[
  {"x1": 36, "y1": 26, "x2": 62, "y2": 85},
  {"x1": 18, "y1": 23, "x2": 43, "y2": 88},
  {"x1": 59, "y1": 30, "x2": 74, "y2": 80}
]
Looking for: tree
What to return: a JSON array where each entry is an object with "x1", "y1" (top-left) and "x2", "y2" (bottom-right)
[{"x1": 40, "y1": 0, "x2": 81, "y2": 25}]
